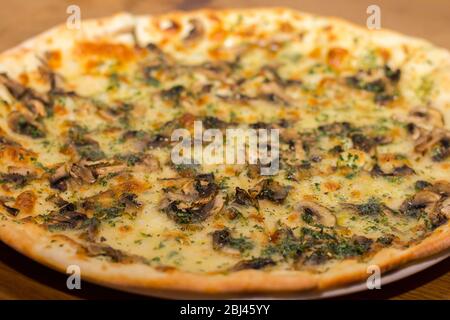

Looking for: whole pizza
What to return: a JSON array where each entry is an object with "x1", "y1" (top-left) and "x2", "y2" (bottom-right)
[{"x1": 0, "y1": 8, "x2": 449, "y2": 295}]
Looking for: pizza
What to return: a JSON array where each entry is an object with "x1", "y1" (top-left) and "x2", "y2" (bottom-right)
[{"x1": 0, "y1": 8, "x2": 449, "y2": 295}]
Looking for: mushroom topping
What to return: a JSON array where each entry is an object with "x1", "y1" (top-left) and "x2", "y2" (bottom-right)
[
  {"x1": 216, "y1": 91, "x2": 252, "y2": 104},
  {"x1": 73, "y1": 138, "x2": 105, "y2": 161},
  {"x1": 298, "y1": 201, "x2": 336, "y2": 227},
  {"x1": 81, "y1": 190, "x2": 142, "y2": 221},
  {"x1": 148, "y1": 113, "x2": 196, "y2": 149},
  {"x1": 80, "y1": 159, "x2": 127, "y2": 178},
  {"x1": 97, "y1": 103, "x2": 133, "y2": 123},
  {"x1": 92, "y1": 162, "x2": 127, "y2": 177},
  {"x1": 0, "y1": 73, "x2": 49, "y2": 113},
  {"x1": 121, "y1": 130, "x2": 155, "y2": 152},
  {"x1": 345, "y1": 68, "x2": 398, "y2": 104},
  {"x1": 0, "y1": 73, "x2": 29, "y2": 99},
  {"x1": 371, "y1": 164, "x2": 415, "y2": 177},
  {"x1": 69, "y1": 163, "x2": 96, "y2": 184},
  {"x1": 49, "y1": 164, "x2": 70, "y2": 191},
  {"x1": 412, "y1": 128, "x2": 450, "y2": 160},
  {"x1": 415, "y1": 180, "x2": 433, "y2": 191},
  {"x1": 431, "y1": 180, "x2": 450, "y2": 197},
  {"x1": 211, "y1": 228, "x2": 253, "y2": 252},
  {"x1": 0, "y1": 129, "x2": 20, "y2": 148},
  {"x1": 193, "y1": 173, "x2": 218, "y2": 197},
  {"x1": 399, "y1": 186, "x2": 450, "y2": 229},
  {"x1": 318, "y1": 122, "x2": 352, "y2": 136},
  {"x1": 260, "y1": 65, "x2": 298, "y2": 88},
  {"x1": 7, "y1": 111, "x2": 45, "y2": 138},
  {"x1": 438, "y1": 198, "x2": 450, "y2": 216},
  {"x1": 202, "y1": 116, "x2": 229, "y2": 130},
  {"x1": 343, "y1": 197, "x2": 392, "y2": 216},
  {"x1": 183, "y1": 19, "x2": 204, "y2": 42},
  {"x1": 399, "y1": 190, "x2": 440, "y2": 218},
  {"x1": 49, "y1": 160, "x2": 126, "y2": 190},
  {"x1": 43, "y1": 208, "x2": 88, "y2": 231},
  {"x1": 350, "y1": 133, "x2": 375, "y2": 153},
  {"x1": 126, "y1": 153, "x2": 160, "y2": 170},
  {"x1": 431, "y1": 136, "x2": 450, "y2": 162},
  {"x1": 233, "y1": 187, "x2": 259, "y2": 210},
  {"x1": 0, "y1": 166, "x2": 36, "y2": 188},
  {"x1": 67, "y1": 126, "x2": 105, "y2": 161},
  {"x1": 83, "y1": 243, "x2": 144, "y2": 263},
  {"x1": 163, "y1": 192, "x2": 223, "y2": 224},
  {"x1": 161, "y1": 173, "x2": 224, "y2": 224},
  {"x1": 0, "y1": 196, "x2": 19, "y2": 216},
  {"x1": 410, "y1": 107, "x2": 445, "y2": 128},
  {"x1": 193, "y1": 61, "x2": 234, "y2": 83},
  {"x1": 232, "y1": 257, "x2": 276, "y2": 271},
  {"x1": 80, "y1": 217, "x2": 100, "y2": 242},
  {"x1": 249, "y1": 179, "x2": 289, "y2": 204},
  {"x1": 257, "y1": 82, "x2": 292, "y2": 106},
  {"x1": 161, "y1": 85, "x2": 185, "y2": 102},
  {"x1": 211, "y1": 228, "x2": 232, "y2": 250}
]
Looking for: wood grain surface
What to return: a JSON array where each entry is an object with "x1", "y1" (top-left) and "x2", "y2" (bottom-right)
[{"x1": 0, "y1": 0, "x2": 449, "y2": 300}]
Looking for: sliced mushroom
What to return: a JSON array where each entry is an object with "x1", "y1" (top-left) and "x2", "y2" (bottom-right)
[
  {"x1": 81, "y1": 159, "x2": 127, "y2": 178},
  {"x1": 431, "y1": 180, "x2": 450, "y2": 197},
  {"x1": 83, "y1": 242, "x2": 148, "y2": 264},
  {"x1": 216, "y1": 91, "x2": 252, "y2": 104},
  {"x1": 193, "y1": 61, "x2": 233, "y2": 82},
  {"x1": 431, "y1": 136, "x2": 450, "y2": 162},
  {"x1": 0, "y1": 73, "x2": 47, "y2": 103},
  {"x1": 210, "y1": 227, "x2": 252, "y2": 253},
  {"x1": 318, "y1": 122, "x2": 352, "y2": 136},
  {"x1": 49, "y1": 163, "x2": 70, "y2": 191},
  {"x1": 42, "y1": 209, "x2": 88, "y2": 230},
  {"x1": 399, "y1": 190, "x2": 440, "y2": 218},
  {"x1": 400, "y1": 180, "x2": 450, "y2": 228},
  {"x1": 7, "y1": 111, "x2": 46, "y2": 138},
  {"x1": 232, "y1": 257, "x2": 276, "y2": 271},
  {"x1": 249, "y1": 179, "x2": 289, "y2": 203},
  {"x1": 351, "y1": 133, "x2": 375, "y2": 153},
  {"x1": 0, "y1": 196, "x2": 19, "y2": 216},
  {"x1": 69, "y1": 163, "x2": 96, "y2": 184},
  {"x1": 163, "y1": 193, "x2": 222, "y2": 224},
  {"x1": 67, "y1": 126, "x2": 105, "y2": 161},
  {"x1": 0, "y1": 166, "x2": 36, "y2": 188},
  {"x1": 298, "y1": 201, "x2": 336, "y2": 227},
  {"x1": 408, "y1": 107, "x2": 445, "y2": 128},
  {"x1": 160, "y1": 173, "x2": 223, "y2": 224},
  {"x1": 0, "y1": 73, "x2": 28, "y2": 99},
  {"x1": 414, "y1": 128, "x2": 448, "y2": 155},
  {"x1": 0, "y1": 73, "x2": 50, "y2": 116},
  {"x1": 233, "y1": 187, "x2": 259, "y2": 210},
  {"x1": 93, "y1": 163, "x2": 127, "y2": 177},
  {"x1": 211, "y1": 228, "x2": 232, "y2": 250},
  {"x1": 257, "y1": 82, "x2": 292, "y2": 106},
  {"x1": 438, "y1": 198, "x2": 450, "y2": 217},
  {"x1": 371, "y1": 164, "x2": 415, "y2": 177}
]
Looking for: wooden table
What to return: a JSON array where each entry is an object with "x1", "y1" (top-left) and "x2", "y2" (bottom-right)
[{"x1": 0, "y1": 0, "x2": 449, "y2": 300}]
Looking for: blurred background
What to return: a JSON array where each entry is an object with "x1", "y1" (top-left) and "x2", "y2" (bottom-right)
[{"x1": 0, "y1": 0, "x2": 449, "y2": 51}]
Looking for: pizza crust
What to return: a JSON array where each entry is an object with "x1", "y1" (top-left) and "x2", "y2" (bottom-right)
[
  {"x1": 0, "y1": 211, "x2": 448, "y2": 294},
  {"x1": 0, "y1": 7, "x2": 449, "y2": 295}
]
